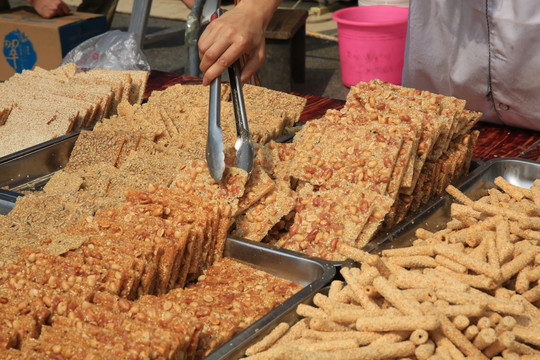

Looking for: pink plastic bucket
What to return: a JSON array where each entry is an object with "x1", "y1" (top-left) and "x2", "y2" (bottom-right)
[{"x1": 333, "y1": 6, "x2": 409, "y2": 87}]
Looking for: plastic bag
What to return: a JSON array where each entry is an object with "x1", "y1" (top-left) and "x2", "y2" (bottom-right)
[{"x1": 62, "y1": 30, "x2": 150, "y2": 72}]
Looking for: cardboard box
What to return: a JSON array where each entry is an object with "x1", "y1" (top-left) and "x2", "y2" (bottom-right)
[{"x1": 0, "y1": 7, "x2": 107, "y2": 80}]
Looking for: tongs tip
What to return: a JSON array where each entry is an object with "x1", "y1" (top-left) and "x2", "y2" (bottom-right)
[{"x1": 235, "y1": 137, "x2": 254, "y2": 176}]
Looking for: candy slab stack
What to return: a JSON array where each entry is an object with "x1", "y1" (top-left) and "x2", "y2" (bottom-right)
[
  {"x1": 0, "y1": 64, "x2": 148, "y2": 158},
  {"x1": 0, "y1": 64, "x2": 485, "y2": 357},
  {"x1": 0, "y1": 71, "x2": 480, "y2": 263},
  {"x1": 268, "y1": 79, "x2": 480, "y2": 260},
  {"x1": 0, "y1": 253, "x2": 302, "y2": 359},
  {"x1": 0, "y1": 66, "x2": 310, "y2": 359}
]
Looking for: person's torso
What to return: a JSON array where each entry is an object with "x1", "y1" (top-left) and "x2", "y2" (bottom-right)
[{"x1": 402, "y1": 0, "x2": 540, "y2": 131}]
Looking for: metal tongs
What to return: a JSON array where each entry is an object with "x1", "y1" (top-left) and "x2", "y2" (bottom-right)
[{"x1": 202, "y1": 0, "x2": 254, "y2": 182}]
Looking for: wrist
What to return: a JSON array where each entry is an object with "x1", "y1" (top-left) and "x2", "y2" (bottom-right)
[{"x1": 235, "y1": 0, "x2": 282, "y2": 29}]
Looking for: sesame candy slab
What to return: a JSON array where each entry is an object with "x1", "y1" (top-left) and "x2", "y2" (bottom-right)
[
  {"x1": 64, "y1": 130, "x2": 126, "y2": 172},
  {"x1": 42, "y1": 170, "x2": 83, "y2": 194},
  {"x1": 235, "y1": 165, "x2": 276, "y2": 216},
  {"x1": 243, "y1": 84, "x2": 307, "y2": 128},
  {"x1": 118, "y1": 150, "x2": 185, "y2": 188}
]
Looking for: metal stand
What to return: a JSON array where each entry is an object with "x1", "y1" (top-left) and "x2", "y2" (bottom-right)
[{"x1": 128, "y1": 0, "x2": 186, "y2": 48}]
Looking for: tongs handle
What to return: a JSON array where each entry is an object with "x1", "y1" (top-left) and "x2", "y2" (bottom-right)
[
  {"x1": 209, "y1": 74, "x2": 221, "y2": 129},
  {"x1": 205, "y1": 7, "x2": 226, "y2": 182},
  {"x1": 228, "y1": 60, "x2": 254, "y2": 176},
  {"x1": 228, "y1": 61, "x2": 249, "y2": 141}
]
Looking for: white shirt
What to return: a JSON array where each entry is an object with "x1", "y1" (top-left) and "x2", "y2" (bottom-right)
[{"x1": 402, "y1": 0, "x2": 540, "y2": 131}]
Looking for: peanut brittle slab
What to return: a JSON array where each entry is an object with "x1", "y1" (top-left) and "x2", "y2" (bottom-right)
[
  {"x1": 372, "y1": 80, "x2": 466, "y2": 161},
  {"x1": 291, "y1": 118, "x2": 404, "y2": 197},
  {"x1": 171, "y1": 160, "x2": 248, "y2": 216},
  {"x1": 324, "y1": 109, "x2": 417, "y2": 200},
  {"x1": 232, "y1": 187, "x2": 296, "y2": 242},
  {"x1": 72, "y1": 219, "x2": 162, "y2": 296},
  {"x1": 124, "y1": 185, "x2": 230, "y2": 284},
  {"x1": 348, "y1": 80, "x2": 447, "y2": 195},
  {"x1": 454, "y1": 109, "x2": 482, "y2": 140},
  {"x1": 356, "y1": 193, "x2": 394, "y2": 248},
  {"x1": 96, "y1": 201, "x2": 189, "y2": 295},
  {"x1": 252, "y1": 142, "x2": 275, "y2": 176},
  {"x1": 278, "y1": 184, "x2": 374, "y2": 261},
  {"x1": 21, "y1": 324, "x2": 131, "y2": 359},
  {"x1": 340, "y1": 85, "x2": 422, "y2": 189},
  {"x1": 267, "y1": 141, "x2": 296, "y2": 189},
  {"x1": 431, "y1": 96, "x2": 467, "y2": 159},
  {"x1": 139, "y1": 257, "x2": 302, "y2": 359}
]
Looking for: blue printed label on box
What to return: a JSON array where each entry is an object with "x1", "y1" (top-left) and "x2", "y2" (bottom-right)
[{"x1": 3, "y1": 29, "x2": 36, "y2": 73}]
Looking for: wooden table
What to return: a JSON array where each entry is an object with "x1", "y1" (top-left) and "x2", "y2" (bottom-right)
[
  {"x1": 260, "y1": 8, "x2": 309, "y2": 91},
  {"x1": 145, "y1": 70, "x2": 540, "y2": 163}
]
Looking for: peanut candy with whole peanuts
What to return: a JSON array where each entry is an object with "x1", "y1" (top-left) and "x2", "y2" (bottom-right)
[
  {"x1": 171, "y1": 159, "x2": 248, "y2": 216},
  {"x1": 291, "y1": 118, "x2": 405, "y2": 196},
  {"x1": 278, "y1": 183, "x2": 375, "y2": 261},
  {"x1": 232, "y1": 187, "x2": 296, "y2": 242}
]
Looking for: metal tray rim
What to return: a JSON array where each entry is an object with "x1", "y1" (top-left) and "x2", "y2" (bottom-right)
[
  {"x1": 205, "y1": 236, "x2": 336, "y2": 360},
  {"x1": 364, "y1": 156, "x2": 540, "y2": 254},
  {"x1": 0, "y1": 131, "x2": 80, "y2": 165}
]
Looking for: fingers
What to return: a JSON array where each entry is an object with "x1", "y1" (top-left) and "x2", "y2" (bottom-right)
[
  {"x1": 199, "y1": 25, "x2": 247, "y2": 85},
  {"x1": 239, "y1": 47, "x2": 266, "y2": 84},
  {"x1": 30, "y1": 0, "x2": 71, "y2": 18},
  {"x1": 58, "y1": 1, "x2": 71, "y2": 16},
  {"x1": 198, "y1": 6, "x2": 267, "y2": 85},
  {"x1": 182, "y1": 0, "x2": 194, "y2": 9}
]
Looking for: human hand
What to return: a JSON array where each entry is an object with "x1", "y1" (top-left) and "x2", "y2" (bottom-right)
[
  {"x1": 27, "y1": 0, "x2": 71, "y2": 18},
  {"x1": 182, "y1": 0, "x2": 194, "y2": 9},
  {"x1": 198, "y1": 0, "x2": 281, "y2": 85}
]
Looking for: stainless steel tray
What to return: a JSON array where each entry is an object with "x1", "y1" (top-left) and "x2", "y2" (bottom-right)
[
  {"x1": 207, "y1": 238, "x2": 335, "y2": 360},
  {"x1": 0, "y1": 132, "x2": 79, "y2": 191},
  {"x1": 0, "y1": 193, "x2": 335, "y2": 360},
  {"x1": 364, "y1": 157, "x2": 540, "y2": 253},
  {"x1": 215, "y1": 158, "x2": 540, "y2": 359},
  {"x1": 0, "y1": 189, "x2": 22, "y2": 215}
]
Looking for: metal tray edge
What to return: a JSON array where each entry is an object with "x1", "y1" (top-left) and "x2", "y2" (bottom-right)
[
  {"x1": 364, "y1": 157, "x2": 540, "y2": 254},
  {"x1": 206, "y1": 240, "x2": 335, "y2": 360}
]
